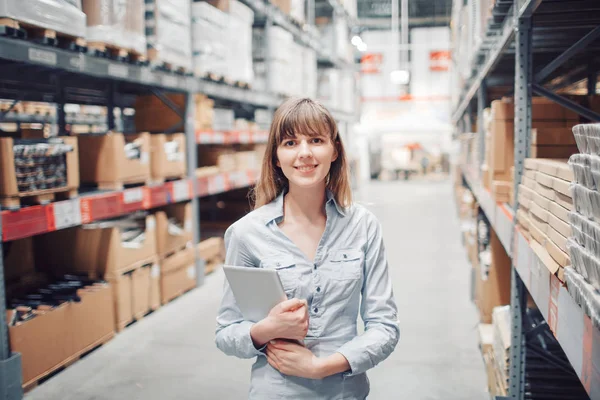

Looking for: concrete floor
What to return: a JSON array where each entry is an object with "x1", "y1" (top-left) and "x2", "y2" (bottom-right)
[{"x1": 26, "y1": 178, "x2": 487, "y2": 400}]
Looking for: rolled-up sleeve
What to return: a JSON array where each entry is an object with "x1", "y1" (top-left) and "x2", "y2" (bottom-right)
[
  {"x1": 215, "y1": 225, "x2": 265, "y2": 359},
  {"x1": 336, "y1": 216, "x2": 400, "y2": 376}
]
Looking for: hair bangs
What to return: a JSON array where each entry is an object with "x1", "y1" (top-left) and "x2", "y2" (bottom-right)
[{"x1": 276, "y1": 100, "x2": 335, "y2": 145}]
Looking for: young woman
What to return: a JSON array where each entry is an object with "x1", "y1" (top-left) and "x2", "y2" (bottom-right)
[{"x1": 216, "y1": 97, "x2": 399, "y2": 399}]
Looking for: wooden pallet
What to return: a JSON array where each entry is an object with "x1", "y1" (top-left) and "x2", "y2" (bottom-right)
[
  {"x1": 92, "y1": 178, "x2": 150, "y2": 191},
  {"x1": 23, "y1": 332, "x2": 114, "y2": 392},
  {"x1": 234, "y1": 81, "x2": 251, "y2": 89},
  {"x1": 149, "y1": 174, "x2": 187, "y2": 186},
  {"x1": 0, "y1": 18, "x2": 86, "y2": 52},
  {"x1": 0, "y1": 187, "x2": 78, "y2": 210},
  {"x1": 88, "y1": 42, "x2": 148, "y2": 64}
]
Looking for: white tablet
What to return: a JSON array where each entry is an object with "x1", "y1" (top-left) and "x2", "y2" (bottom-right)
[{"x1": 223, "y1": 265, "x2": 287, "y2": 322}]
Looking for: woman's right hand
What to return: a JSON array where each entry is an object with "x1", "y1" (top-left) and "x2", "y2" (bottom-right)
[{"x1": 250, "y1": 299, "x2": 309, "y2": 347}]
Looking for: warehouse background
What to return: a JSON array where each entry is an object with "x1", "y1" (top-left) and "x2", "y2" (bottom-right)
[{"x1": 1, "y1": 0, "x2": 600, "y2": 399}]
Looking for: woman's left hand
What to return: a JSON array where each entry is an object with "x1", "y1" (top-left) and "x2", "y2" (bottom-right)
[{"x1": 266, "y1": 340, "x2": 324, "y2": 380}]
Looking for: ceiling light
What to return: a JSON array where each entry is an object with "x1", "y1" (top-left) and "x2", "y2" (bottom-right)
[
  {"x1": 357, "y1": 42, "x2": 367, "y2": 52},
  {"x1": 351, "y1": 35, "x2": 362, "y2": 46}
]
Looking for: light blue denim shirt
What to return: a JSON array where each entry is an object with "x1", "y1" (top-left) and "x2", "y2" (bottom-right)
[{"x1": 215, "y1": 190, "x2": 400, "y2": 399}]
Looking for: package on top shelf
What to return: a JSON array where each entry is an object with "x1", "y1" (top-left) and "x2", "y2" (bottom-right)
[
  {"x1": 317, "y1": 17, "x2": 351, "y2": 62},
  {"x1": 317, "y1": 68, "x2": 341, "y2": 111},
  {"x1": 271, "y1": 0, "x2": 291, "y2": 15},
  {"x1": 255, "y1": 109, "x2": 273, "y2": 131},
  {"x1": 213, "y1": 108, "x2": 235, "y2": 131},
  {"x1": 290, "y1": 0, "x2": 305, "y2": 24},
  {"x1": 82, "y1": 0, "x2": 146, "y2": 55},
  {"x1": 302, "y1": 47, "x2": 317, "y2": 99},
  {"x1": 145, "y1": 0, "x2": 192, "y2": 71},
  {"x1": 0, "y1": 0, "x2": 86, "y2": 39},
  {"x1": 192, "y1": 2, "x2": 229, "y2": 78},
  {"x1": 224, "y1": 0, "x2": 254, "y2": 84}
]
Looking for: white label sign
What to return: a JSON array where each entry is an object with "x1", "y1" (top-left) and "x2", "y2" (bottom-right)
[
  {"x1": 53, "y1": 199, "x2": 82, "y2": 230},
  {"x1": 29, "y1": 48, "x2": 57, "y2": 66},
  {"x1": 151, "y1": 264, "x2": 160, "y2": 278},
  {"x1": 108, "y1": 64, "x2": 128, "y2": 78},
  {"x1": 187, "y1": 265, "x2": 197, "y2": 279},
  {"x1": 123, "y1": 188, "x2": 144, "y2": 204},
  {"x1": 239, "y1": 132, "x2": 250, "y2": 144},
  {"x1": 140, "y1": 152, "x2": 149, "y2": 164},
  {"x1": 173, "y1": 180, "x2": 190, "y2": 201}
]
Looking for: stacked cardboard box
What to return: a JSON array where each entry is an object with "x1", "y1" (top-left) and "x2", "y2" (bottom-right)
[
  {"x1": 517, "y1": 158, "x2": 573, "y2": 280},
  {"x1": 198, "y1": 237, "x2": 225, "y2": 274},
  {"x1": 491, "y1": 306, "x2": 510, "y2": 396},
  {"x1": 34, "y1": 215, "x2": 160, "y2": 331},
  {"x1": 192, "y1": 1, "x2": 229, "y2": 78},
  {"x1": 227, "y1": 0, "x2": 254, "y2": 84},
  {"x1": 150, "y1": 133, "x2": 186, "y2": 182},
  {"x1": 135, "y1": 94, "x2": 214, "y2": 132},
  {"x1": 484, "y1": 98, "x2": 579, "y2": 200},
  {"x1": 78, "y1": 132, "x2": 150, "y2": 189}
]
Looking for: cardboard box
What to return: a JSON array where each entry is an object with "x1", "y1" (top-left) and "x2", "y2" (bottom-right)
[
  {"x1": 523, "y1": 176, "x2": 536, "y2": 190},
  {"x1": 549, "y1": 201, "x2": 569, "y2": 223},
  {"x1": 0, "y1": 136, "x2": 79, "y2": 197},
  {"x1": 272, "y1": 0, "x2": 291, "y2": 14},
  {"x1": 547, "y1": 225, "x2": 568, "y2": 254},
  {"x1": 546, "y1": 237, "x2": 570, "y2": 267},
  {"x1": 549, "y1": 213, "x2": 571, "y2": 238},
  {"x1": 160, "y1": 247, "x2": 197, "y2": 304},
  {"x1": 476, "y1": 230, "x2": 511, "y2": 324},
  {"x1": 524, "y1": 158, "x2": 540, "y2": 170},
  {"x1": 135, "y1": 94, "x2": 214, "y2": 132},
  {"x1": 198, "y1": 237, "x2": 225, "y2": 261},
  {"x1": 109, "y1": 272, "x2": 134, "y2": 331},
  {"x1": 3, "y1": 238, "x2": 34, "y2": 284},
  {"x1": 78, "y1": 132, "x2": 150, "y2": 188},
  {"x1": 132, "y1": 267, "x2": 151, "y2": 320},
  {"x1": 155, "y1": 203, "x2": 193, "y2": 258},
  {"x1": 531, "y1": 191, "x2": 550, "y2": 211},
  {"x1": 531, "y1": 240, "x2": 560, "y2": 275},
  {"x1": 491, "y1": 97, "x2": 579, "y2": 121},
  {"x1": 535, "y1": 171, "x2": 553, "y2": 188},
  {"x1": 536, "y1": 159, "x2": 573, "y2": 181},
  {"x1": 554, "y1": 192, "x2": 574, "y2": 211},
  {"x1": 535, "y1": 181, "x2": 555, "y2": 201},
  {"x1": 9, "y1": 284, "x2": 114, "y2": 387},
  {"x1": 150, "y1": 133, "x2": 187, "y2": 181},
  {"x1": 551, "y1": 176, "x2": 571, "y2": 198},
  {"x1": 35, "y1": 215, "x2": 157, "y2": 279},
  {"x1": 517, "y1": 209, "x2": 531, "y2": 231},
  {"x1": 524, "y1": 169, "x2": 536, "y2": 180},
  {"x1": 531, "y1": 128, "x2": 577, "y2": 146},
  {"x1": 492, "y1": 181, "x2": 511, "y2": 203},
  {"x1": 529, "y1": 215, "x2": 548, "y2": 244},
  {"x1": 519, "y1": 184, "x2": 534, "y2": 199},
  {"x1": 530, "y1": 145, "x2": 579, "y2": 159}
]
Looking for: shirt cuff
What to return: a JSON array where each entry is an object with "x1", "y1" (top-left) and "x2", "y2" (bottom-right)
[
  {"x1": 336, "y1": 347, "x2": 372, "y2": 377},
  {"x1": 242, "y1": 321, "x2": 267, "y2": 357}
]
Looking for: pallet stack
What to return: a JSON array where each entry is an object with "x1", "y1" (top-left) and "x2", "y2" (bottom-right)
[
  {"x1": 479, "y1": 305, "x2": 510, "y2": 398},
  {"x1": 483, "y1": 98, "x2": 579, "y2": 204},
  {"x1": 517, "y1": 158, "x2": 573, "y2": 280},
  {"x1": 35, "y1": 214, "x2": 160, "y2": 332}
]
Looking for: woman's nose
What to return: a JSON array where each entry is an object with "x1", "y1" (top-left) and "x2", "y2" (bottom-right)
[{"x1": 298, "y1": 141, "x2": 312, "y2": 158}]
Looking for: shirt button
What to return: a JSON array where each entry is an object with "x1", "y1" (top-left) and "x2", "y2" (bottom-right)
[
  {"x1": 343, "y1": 254, "x2": 347, "y2": 259},
  {"x1": 316, "y1": 287, "x2": 321, "y2": 292},
  {"x1": 276, "y1": 262, "x2": 281, "y2": 267},
  {"x1": 313, "y1": 265, "x2": 317, "y2": 270},
  {"x1": 313, "y1": 307, "x2": 318, "y2": 313}
]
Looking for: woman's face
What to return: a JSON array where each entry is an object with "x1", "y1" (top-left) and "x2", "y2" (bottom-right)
[{"x1": 276, "y1": 133, "x2": 338, "y2": 190}]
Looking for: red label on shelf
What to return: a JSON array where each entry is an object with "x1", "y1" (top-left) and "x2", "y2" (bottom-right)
[
  {"x1": 2, "y1": 206, "x2": 51, "y2": 241},
  {"x1": 197, "y1": 176, "x2": 210, "y2": 197},
  {"x1": 172, "y1": 179, "x2": 191, "y2": 202},
  {"x1": 80, "y1": 193, "x2": 122, "y2": 223},
  {"x1": 121, "y1": 188, "x2": 144, "y2": 213},
  {"x1": 548, "y1": 275, "x2": 560, "y2": 335},
  {"x1": 146, "y1": 185, "x2": 168, "y2": 209}
]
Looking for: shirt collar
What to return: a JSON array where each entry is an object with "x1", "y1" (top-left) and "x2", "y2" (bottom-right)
[{"x1": 262, "y1": 189, "x2": 346, "y2": 225}]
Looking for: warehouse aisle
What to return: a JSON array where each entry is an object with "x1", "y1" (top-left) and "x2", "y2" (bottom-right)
[{"x1": 26, "y1": 178, "x2": 486, "y2": 400}]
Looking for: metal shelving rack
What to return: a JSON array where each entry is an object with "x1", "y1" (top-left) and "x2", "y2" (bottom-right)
[
  {"x1": 0, "y1": 1, "x2": 358, "y2": 398},
  {"x1": 454, "y1": 1, "x2": 600, "y2": 399}
]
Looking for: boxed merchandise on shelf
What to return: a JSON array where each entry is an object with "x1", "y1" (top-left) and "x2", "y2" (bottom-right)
[
  {"x1": 253, "y1": 26, "x2": 300, "y2": 96},
  {"x1": 198, "y1": 237, "x2": 225, "y2": 274},
  {"x1": 0, "y1": 0, "x2": 86, "y2": 40},
  {"x1": 82, "y1": 0, "x2": 147, "y2": 56},
  {"x1": 155, "y1": 202, "x2": 193, "y2": 258},
  {"x1": 78, "y1": 132, "x2": 150, "y2": 189},
  {"x1": 34, "y1": 214, "x2": 160, "y2": 330},
  {"x1": 318, "y1": 68, "x2": 341, "y2": 111},
  {"x1": 303, "y1": 47, "x2": 317, "y2": 99},
  {"x1": 150, "y1": 133, "x2": 186, "y2": 182},
  {"x1": 192, "y1": 1, "x2": 228, "y2": 78},
  {"x1": 213, "y1": 108, "x2": 235, "y2": 131},
  {"x1": 7, "y1": 279, "x2": 115, "y2": 388},
  {"x1": 227, "y1": 0, "x2": 254, "y2": 84},
  {"x1": 254, "y1": 109, "x2": 273, "y2": 131},
  {"x1": 159, "y1": 245, "x2": 197, "y2": 304},
  {"x1": 145, "y1": 0, "x2": 192, "y2": 72},
  {"x1": 317, "y1": 17, "x2": 352, "y2": 62},
  {"x1": 290, "y1": 0, "x2": 305, "y2": 23},
  {"x1": 134, "y1": 94, "x2": 214, "y2": 132},
  {"x1": 0, "y1": 136, "x2": 79, "y2": 208},
  {"x1": 475, "y1": 228, "x2": 511, "y2": 324}
]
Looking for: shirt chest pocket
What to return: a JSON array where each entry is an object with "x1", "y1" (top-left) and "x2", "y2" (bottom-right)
[
  {"x1": 260, "y1": 255, "x2": 300, "y2": 298},
  {"x1": 325, "y1": 249, "x2": 363, "y2": 281}
]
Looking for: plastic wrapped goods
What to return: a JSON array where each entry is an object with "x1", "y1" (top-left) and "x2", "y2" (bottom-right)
[{"x1": 0, "y1": 0, "x2": 86, "y2": 39}]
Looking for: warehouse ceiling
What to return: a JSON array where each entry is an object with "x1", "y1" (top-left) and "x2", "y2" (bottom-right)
[{"x1": 357, "y1": 0, "x2": 452, "y2": 29}]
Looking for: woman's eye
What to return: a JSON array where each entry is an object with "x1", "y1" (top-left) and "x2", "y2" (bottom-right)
[
  {"x1": 311, "y1": 138, "x2": 324, "y2": 144},
  {"x1": 284, "y1": 140, "x2": 295, "y2": 146}
]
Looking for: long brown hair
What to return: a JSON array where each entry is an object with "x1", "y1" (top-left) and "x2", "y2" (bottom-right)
[{"x1": 252, "y1": 97, "x2": 352, "y2": 209}]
